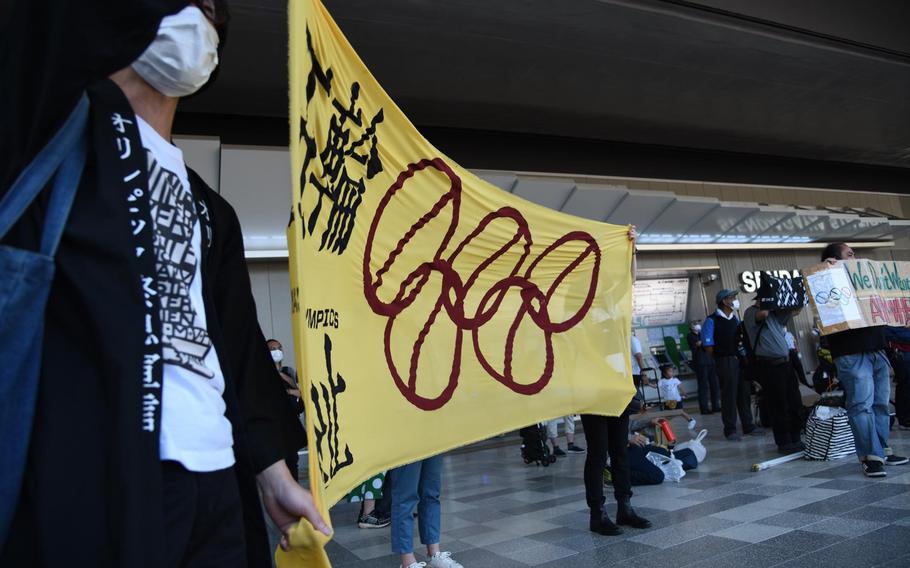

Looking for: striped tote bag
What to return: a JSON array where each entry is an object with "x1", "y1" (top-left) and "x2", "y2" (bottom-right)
[{"x1": 804, "y1": 404, "x2": 855, "y2": 461}]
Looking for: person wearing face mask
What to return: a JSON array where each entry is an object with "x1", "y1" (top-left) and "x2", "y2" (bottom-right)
[
  {"x1": 0, "y1": 2, "x2": 329, "y2": 567},
  {"x1": 266, "y1": 339, "x2": 307, "y2": 480},
  {"x1": 701, "y1": 290, "x2": 761, "y2": 441},
  {"x1": 687, "y1": 318, "x2": 720, "y2": 415}
]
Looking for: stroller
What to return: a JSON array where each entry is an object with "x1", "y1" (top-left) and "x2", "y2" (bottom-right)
[
  {"x1": 519, "y1": 424, "x2": 557, "y2": 466},
  {"x1": 637, "y1": 367, "x2": 664, "y2": 410}
]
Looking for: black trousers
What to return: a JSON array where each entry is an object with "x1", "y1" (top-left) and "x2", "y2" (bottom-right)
[
  {"x1": 580, "y1": 412, "x2": 631, "y2": 510},
  {"x1": 789, "y1": 350, "x2": 808, "y2": 387},
  {"x1": 716, "y1": 355, "x2": 755, "y2": 436},
  {"x1": 694, "y1": 361, "x2": 721, "y2": 413},
  {"x1": 373, "y1": 471, "x2": 392, "y2": 517},
  {"x1": 755, "y1": 359, "x2": 803, "y2": 447},
  {"x1": 162, "y1": 461, "x2": 246, "y2": 568}
]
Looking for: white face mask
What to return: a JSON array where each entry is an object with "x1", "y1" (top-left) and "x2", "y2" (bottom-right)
[
  {"x1": 132, "y1": 6, "x2": 219, "y2": 98},
  {"x1": 693, "y1": 324, "x2": 702, "y2": 333},
  {"x1": 270, "y1": 349, "x2": 284, "y2": 364},
  {"x1": 732, "y1": 299, "x2": 741, "y2": 310}
]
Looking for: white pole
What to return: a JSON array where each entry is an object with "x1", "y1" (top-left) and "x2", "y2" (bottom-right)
[{"x1": 751, "y1": 451, "x2": 804, "y2": 472}]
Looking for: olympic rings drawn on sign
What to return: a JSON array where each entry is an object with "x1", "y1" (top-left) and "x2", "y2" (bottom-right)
[
  {"x1": 363, "y1": 158, "x2": 601, "y2": 411},
  {"x1": 814, "y1": 287, "x2": 854, "y2": 306}
]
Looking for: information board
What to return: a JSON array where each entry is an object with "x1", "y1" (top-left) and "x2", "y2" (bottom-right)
[{"x1": 633, "y1": 278, "x2": 690, "y2": 327}]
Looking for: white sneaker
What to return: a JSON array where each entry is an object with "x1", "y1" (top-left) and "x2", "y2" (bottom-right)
[
  {"x1": 688, "y1": 419, "x2": 697, "y2": 430},
  {"x1": 428, "y1": 551, "x2": 463, "y2": 568},
  {"x1": 403, "y1": 563, "x2": 427, "y2": 568}
]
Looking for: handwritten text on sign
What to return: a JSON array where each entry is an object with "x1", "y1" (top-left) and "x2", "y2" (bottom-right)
[{"x1": 804, "y1": 260, "x2": 910, "y2": 334}]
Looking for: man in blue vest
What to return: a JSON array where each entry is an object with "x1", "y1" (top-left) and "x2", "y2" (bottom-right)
[
  {"x1": 687, "y1": 319, "x2": 720, "y2": 415},
  {"x1": 702, "y1": 289, "x2": 762, "y2": 441}
]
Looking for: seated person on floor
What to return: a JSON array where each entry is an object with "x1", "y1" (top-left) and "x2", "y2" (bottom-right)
[{"x1": 605, "y1": 393, "x2": 698, "y2": 487}]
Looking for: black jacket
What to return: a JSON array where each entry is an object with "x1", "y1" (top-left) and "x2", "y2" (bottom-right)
[{"x1": 1, "y1": 6, "x2": 304, "y2": 562}]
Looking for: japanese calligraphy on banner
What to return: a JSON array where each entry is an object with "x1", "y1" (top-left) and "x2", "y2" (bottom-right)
[
  {"x1": 280, "y1": 1, "x2": 634, "y2": 565},
  {"x1": 804, "y1": 260, "x2": 910, "y2": 335}
]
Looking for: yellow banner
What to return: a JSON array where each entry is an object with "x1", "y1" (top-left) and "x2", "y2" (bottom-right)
[{"x1": 281, "y1": 0, "x2": 634, "y2": 564}]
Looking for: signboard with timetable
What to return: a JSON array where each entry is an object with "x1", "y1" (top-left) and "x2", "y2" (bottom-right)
[{"x1": 633, "y1": 278, "x2": 689, "y2": 327}]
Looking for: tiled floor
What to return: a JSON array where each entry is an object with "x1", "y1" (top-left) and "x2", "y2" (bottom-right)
[{"x1": 313, "y1": 412, "x2": 910, "y2": 567}]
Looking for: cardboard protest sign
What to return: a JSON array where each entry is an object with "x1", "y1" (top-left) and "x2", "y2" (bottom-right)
[{"x1": 803, "y1": 259, "x2": 910, "y2": 335}]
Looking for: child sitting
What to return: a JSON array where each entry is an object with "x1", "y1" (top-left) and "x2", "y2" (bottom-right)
[{"x1": 658, "y1": 363, "x2": 687, "y2": 410}]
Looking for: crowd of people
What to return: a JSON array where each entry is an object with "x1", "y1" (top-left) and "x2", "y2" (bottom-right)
[
  {"x1": 1, "y1": 2, "x2": 907, "y2": 568},
  {"x1": 681, "y1": 243, "x2": 909, "y2": 474}
]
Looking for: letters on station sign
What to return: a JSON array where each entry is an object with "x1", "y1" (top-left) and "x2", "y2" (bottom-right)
[{"x1": 740, "y1": 269, "x2": 802, "y2": 293}]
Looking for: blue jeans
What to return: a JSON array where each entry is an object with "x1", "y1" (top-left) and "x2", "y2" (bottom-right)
[
  {"x1": 835, "y1": 350, "x2": 891, "y2": 460},
  {"x1": 390, "y1": 455, "x2": 443, "y2": 554}
]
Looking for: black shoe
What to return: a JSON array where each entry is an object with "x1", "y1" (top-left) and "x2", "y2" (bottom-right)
[
  {"x1": 616, "y1": 497, "x2": 652, "y2": 529},
  {"x1": 552, "y1": 447, "x2": 567, "y2": 457},
  {"x1": 744, "y1": 427, "x2": 765, "y2": 436},
  {"x1": 357, "y1": 512, "x2": 391, "y2": 529},
  {"x1": 862, "y1": 459, "x2": 887, "y2": 478},
  {"x1": 725, "y1": 433, "x2": 742, "y2": 441},
  {"x1": 885, "y1": 454, "x2": 909, "y2": 466},
  {"x1": 566, "y1": 444, "x2": 586, "y2": 454},
  {"x1": 589, "y1": 509, "x2": 623, "y2": 536},
  {"x1": 701, "y1": 410, "x2": 713, "y2": 415}
]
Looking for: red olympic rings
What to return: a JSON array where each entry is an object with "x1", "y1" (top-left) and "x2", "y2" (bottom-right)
[{"x1": 363, "y1": 158, "x2": 601, "y2": 410}]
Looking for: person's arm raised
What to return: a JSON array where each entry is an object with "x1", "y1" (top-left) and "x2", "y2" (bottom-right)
[{"x1": 628, "y1": 225, "x2": 638, "y2": 281}]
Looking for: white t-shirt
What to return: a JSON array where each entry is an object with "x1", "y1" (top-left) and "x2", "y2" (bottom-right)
[
  {"x1": 631, "y1": 335, "x2": 643, "y2": 375},
  {"x1": 785, "y1": 331, "x2": 796, "y2": 351},
  {"x1": 658, "y1": 377, "x2": 682, "y2": 401},
  {"x1": 138, "y1": 117, "x2": 234, "y2": 472}
]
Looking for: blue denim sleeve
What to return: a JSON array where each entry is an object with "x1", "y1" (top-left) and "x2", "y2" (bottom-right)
[{"x1": 702, "y1": 316, "x2": 715, "y2": 346}]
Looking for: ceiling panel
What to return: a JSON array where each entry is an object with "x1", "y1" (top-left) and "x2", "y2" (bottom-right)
[
  {"x1": 887, "y1": 219, "x2": 910, "y2": 239},
  {"x1": 848, "y1": 216, "x2": 893, "y2": 240},
  {"x1": 511, "y1": 178, "x2": 575, "y2": 210},
  {"x1": 638, "y1": 197, "x2": 719, "y2": 243},
  {"x1": 677, "y1": 202, "x2": 757, "y2": 243},
  {"x1": 720, "y1": 205, "x2": 794, "y2": 243},
  {"x1": 604, "y1": 190, "x2": 676, "y2": 230},
  {"x1": 757, "y1": 210, "x2": 827, "y2": 242},
  {"x1": 811, "y1": 213, "x2": 863, "y2": 240},
  {"x1": 560, "y1": 183, "x2": 628, "y2": 221},
  {"x1": 180, "y1": 0, "x2": 910, "y2": 170},
  {"x1": 475, "y1": 172, "x2": 518, "y2": 192}
]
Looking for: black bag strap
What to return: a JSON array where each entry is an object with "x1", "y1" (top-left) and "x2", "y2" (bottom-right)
[{"x1": 741, "y1": 313, "x2": 767, "y2": 363}]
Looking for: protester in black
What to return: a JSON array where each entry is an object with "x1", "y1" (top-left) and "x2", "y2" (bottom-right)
[
  {"x1": 581, "y1": 232, "x2": 651, "y2": 536},
  {"x1": 742, "y1": 297, "x2": 804, "y2": 454},
  {"x1": 1, "y1": 2, "x2": 328, "y2": 566},
  {"x1": 267, "y1": 339, "x2": 307, "y2": 481}
]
